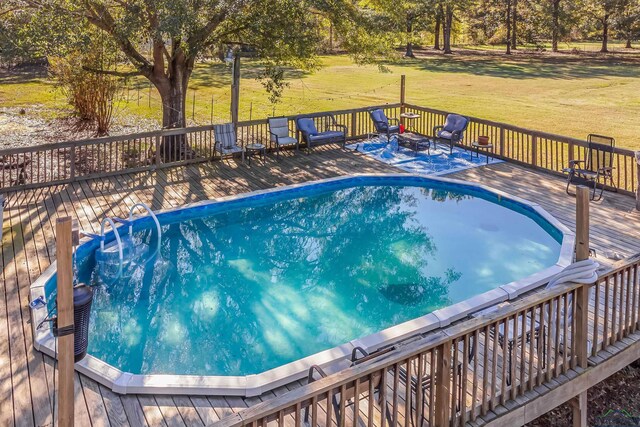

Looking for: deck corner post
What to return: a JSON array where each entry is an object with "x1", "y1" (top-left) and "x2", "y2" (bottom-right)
[
  {"x1": 576, "y1": 186, "x2": 590, "y2": 262},
  {"x1": 56, "y1": 216, "x2": 75, "y2": 427},
  {"x1": 575, "y1": 186, "x2": 590, "y2": 369},
  {"x1": 435, "y1": 341, "x2": 452, "y2": 427},
  {"x1": 570, "y1": 390, "x2": 588, "y2": 427}
]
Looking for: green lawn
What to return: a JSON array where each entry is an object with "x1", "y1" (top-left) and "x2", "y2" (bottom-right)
[{"x1": 2, "y1": 48, "x2": 640, "y2": 149}]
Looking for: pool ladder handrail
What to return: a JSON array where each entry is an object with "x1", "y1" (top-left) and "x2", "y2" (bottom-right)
[
  {"x1": 112, "y1": 203, "x2": 162, "y2": 253},
  {"x1": 80, "y1": 217, "x2": 124, "y2": 263}
]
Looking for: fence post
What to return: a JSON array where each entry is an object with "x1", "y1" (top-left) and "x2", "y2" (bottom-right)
[
  {"x1": 575, "y1": 186, "x2": 590, "y2": 369},
  {"x1": 56, "y1": 217, "x2": 75, "y2": 427},
  {"x1": 531, "y1": 134, "x2": 538, "y2": 167},
  {"x1": 499, "y1": 127, "x2": 505, "y2": 157},
  {"x1": 435, "y1": 341, "x2": 452, "y2": 426}
]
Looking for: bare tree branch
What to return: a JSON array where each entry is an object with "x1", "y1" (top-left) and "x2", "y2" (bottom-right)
[{"x1": 82, "y1": 66, "x2": 142, "y2": 77}]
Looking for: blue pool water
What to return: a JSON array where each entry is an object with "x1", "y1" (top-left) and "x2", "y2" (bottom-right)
[
  {"x1": 347, "y1": 137, "x2": 502, "y2": 175},
  {"x1": 53, "y1": 177, "x2": 562, "y2": 376}
]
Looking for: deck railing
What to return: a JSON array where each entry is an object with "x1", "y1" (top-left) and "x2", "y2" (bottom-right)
[
  {"x1": 404, "y1": 104, "x2": 638, "y2": 195},
  {"x1": 0, "y1": 104, "x2": 400, "y2": 192},
  {"x1": 0, "y1": 102, "x2": 637, "y2": 197},
  {"x1": 213, "y1": 255, "x2": 640, "y2": 427}
]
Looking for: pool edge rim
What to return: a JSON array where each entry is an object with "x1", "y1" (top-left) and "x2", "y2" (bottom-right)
[{"x1": 28, "y1": 172, "x2": 575, "y2": 397}]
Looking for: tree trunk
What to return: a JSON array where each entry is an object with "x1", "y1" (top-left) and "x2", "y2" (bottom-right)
[
  {"x1": 511, "y1": 0, "x2": 517, "y2": 49},
  {"x1": 329, "y1": 23, "x2": 334, "y2": 51},
  {"x1": 506, "y1": 0, "x2": 512, "y2": 55},
  {"x1": 552, "y1": 0, "x2": 560, "y2": 52},
  {"x1": 626, "y1": 38, "x2": 632, "y2": 48},
  {"x1": 153, "y1": 52, "x2": 194, "y2": 162},
  {"x1": 601, "y1": 14, "x2": 609, "y2": 53},
  {"x1": 405, "y1": 15, "x2": 415, "y2": 58},
  {"x1": 434, "y1": 13, "x2": 441, "y2": 50},
  {"x1": 443, "y1": 5, "x2": 453, "y2": 54}
]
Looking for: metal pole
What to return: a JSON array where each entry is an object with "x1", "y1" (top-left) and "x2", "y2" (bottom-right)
[{"x1": 231, "y1": 53, "x2": 240, "y2": 129}]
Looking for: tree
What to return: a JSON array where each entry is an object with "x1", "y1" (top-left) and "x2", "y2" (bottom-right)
[
  {"x1": 506, "y1": 0, "x2": 513, "y2": 54},
  {"x1": 551, "y1": 0, "x2": 561, "y2": 51},
  {"x1": 16, "y1": 0, "x2": 382, "y2": 160},
  {"x1": 614, "y1": 0, "x2": 640, "y2": 47},
  {"x1": 434, "y1": 6, "x2": 442, "y2": 50},
  {"x1": 366, "y1": 0, "x2": 432, "y2": 58},
  {"x1": 582, "y1": 0, "x2": 625, "y2": 52}
]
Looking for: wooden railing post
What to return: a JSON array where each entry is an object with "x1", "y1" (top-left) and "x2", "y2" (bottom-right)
[
  {"x1": 400, "y1": 75, "x2": 406, "y2": 115},
  {"x1": 531, "y1": 134, "x2": 538, "y2": 167},
  {"x1": 155, "y1": 135, "x2": 161, "y2": 168},
  {"x1": 351, "y1": 111, "x2": 357, "y2": 139},
  {"x1": 69, "y1": 144, "x2": 76, "y2": 181},
  {"x1": 635, "y1": 151, "x2": 640, "y2": 210},
  {"x1": 575, "y1": 186, "x2": 590, "y2": 369},
  {"x1": 499, "y1": 127, "x2": 505, "y2": 157},
  {"x1": 56, "y1": 217, "x2": 75, "y2": 427},
  {"x1": 435, "y1": 341, "x2": 452, "y2": 426}
]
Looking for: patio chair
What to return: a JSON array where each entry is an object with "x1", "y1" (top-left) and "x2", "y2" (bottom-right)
[
  {"x1": 433, "y1": 114, "x2": 469, "y2": 154},
  {"x1": 296, "y1": 115, "x2": 347, "y2": 152},
  {"x1": 368, "y1": 108, "x2": 400, "y2": 141},
  {"x1": 564, "y1": 134, "x2": 615, "y2": 201},
  {"x1": 213, "y1": 123, "x2": 244, "y2": 162},
  {"x1": 268, "y1": 117, "x2": 298, "y2": 158}
]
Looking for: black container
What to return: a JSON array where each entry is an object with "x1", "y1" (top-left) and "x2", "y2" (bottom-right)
[{"x1": 73, "y1": 285, "x2": 94, "y2": 362}]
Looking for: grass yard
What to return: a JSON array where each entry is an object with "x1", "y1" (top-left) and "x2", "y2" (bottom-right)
[{"x1": 1, "y1": 46, "x2": 640, "y2": 149}]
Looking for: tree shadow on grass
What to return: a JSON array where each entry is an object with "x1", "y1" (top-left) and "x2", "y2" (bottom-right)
[
  {"x1": 0, "y1": 65, "x2": 48, "y2": 84},
  {"x1": 388, "y1": 49, "x2": 640, "y2": 80}
]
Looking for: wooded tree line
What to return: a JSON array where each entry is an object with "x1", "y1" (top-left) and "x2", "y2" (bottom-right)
[
  {"x1": 366, "y1": 0, "x2": 640, "y2": 56},
  {"x1": 0, "y1": 0, "x2": 639, "y2": 153}
]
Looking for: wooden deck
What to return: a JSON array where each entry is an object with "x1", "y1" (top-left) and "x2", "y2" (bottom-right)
[{"x1": 1, "y1": 144, "x2": 639, "y2": 427}]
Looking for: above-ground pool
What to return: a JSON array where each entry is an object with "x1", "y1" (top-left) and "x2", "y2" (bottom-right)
[{"x1": 30, "y1": 174, "x2": 574, "y2": 396}]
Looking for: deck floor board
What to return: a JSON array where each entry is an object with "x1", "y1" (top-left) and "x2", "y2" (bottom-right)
[{"x1": 1, "y1": 145, "x2": 639, "y2": 426}]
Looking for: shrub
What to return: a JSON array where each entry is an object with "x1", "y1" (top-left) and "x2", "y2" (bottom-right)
[{"x1": 49, "y1": 51, "x2": 122, "y2": 135}]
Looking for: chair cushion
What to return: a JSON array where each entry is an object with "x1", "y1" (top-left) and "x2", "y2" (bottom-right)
[
  {"x1": 437, "y1": 130, "x2": 454, "y2": 140},
  {"x1": 217, "y1": 145, "x2": 244, "y2": 155},
  {"x1": 443, "y1": 114, "x2": 468, "y2": 133},
  {"x1": 309, "y1": 131, "x2": 344, "y2": 142},
  {"x1": 387, "y1": 125, "x2": 400, "y2": 134},
  {"x1": 269, "y1": 117, "x2": 290, "y2": 141},
  {"x1": 370, "y1": 109, "x2": 389, "y2": 129},
  {"x1": 214, "y1": 123, "x2": 237, "y2": 149},
  {"x1": 275, "y1": 136, "x2": 297, "y2": 146},
  {"x1": 296, "y1": 118, "x2": 318, "y2": 136}
]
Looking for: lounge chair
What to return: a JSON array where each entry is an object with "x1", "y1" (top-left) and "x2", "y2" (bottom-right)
[
  {"x1": 564, "y1": 134, "x2": 615, "y2": 201},
  {"x1": 433, "y1": 114, "x2": 469, "y2": 154},
  {"x1": 268, "y1": 117, "x2": 298, "y2": 158},
  {"x1": 304, "y1": 346, "x2": 394, "y2": 424},
  {"x1": 369, "y1": 108, "x2": 400, "y2": 141},
  {"x1": 296, "y1": 115, "x2": 347, "y2": 152},
  {"x1": 213, "y1": 123, "x2": 244, "y2": 162}
]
